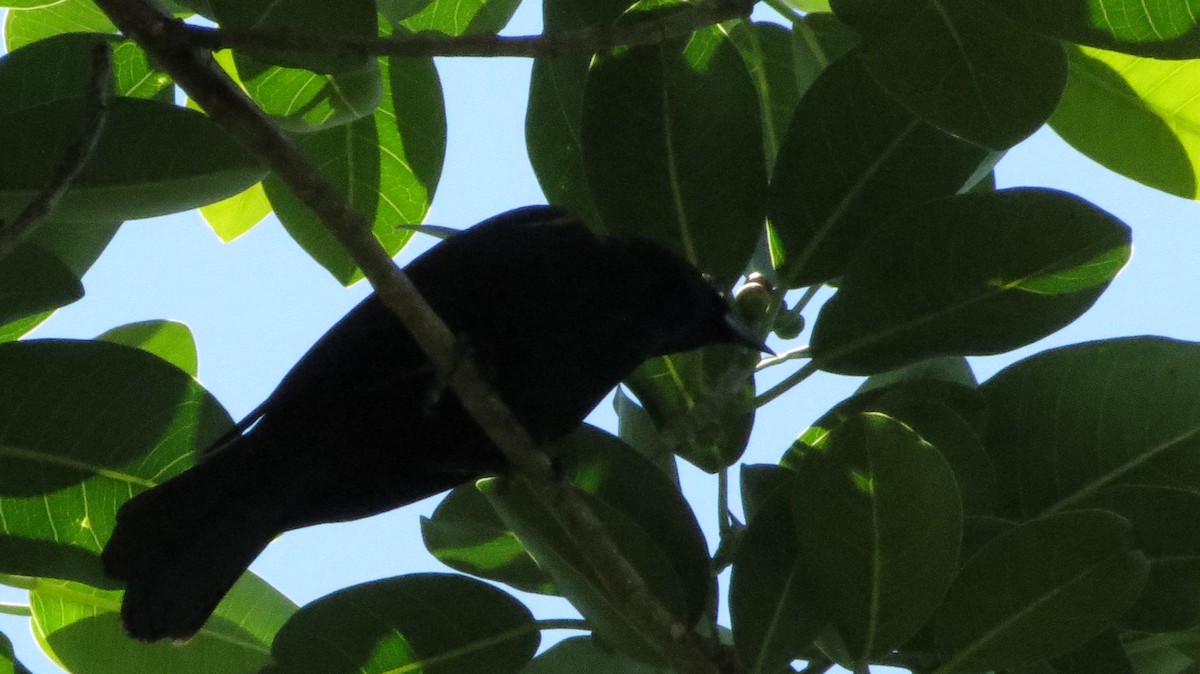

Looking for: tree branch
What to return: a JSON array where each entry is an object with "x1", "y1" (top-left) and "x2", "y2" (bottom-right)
[
  {"x1": 0, "y1": 43, "x2": 112, "y2": 261},
  {"x1": 181, "y1": 0, "x2": 755, "y2": 59},
  {"x1": 90, "y1": 1, "x2": 739, "y2": 671}
]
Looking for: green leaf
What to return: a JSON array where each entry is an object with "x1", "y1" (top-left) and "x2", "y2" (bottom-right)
[
  {"x1": 1075, "y1": 486, "x2": 1200, "y2": 633},
  {"x1": 856, "y1": 355, "x2": 979, "y2": 394},
  {"x1": 767, "y1": 54, "x2": 993, "y2": 287},
  {"x1": 25, "y1": 219, "x2": 122, "y2": 280},
  {"x1": 987, "y1": 0, "x2": 1200, "y2": 58},
  {"x1": 0, "y1": 339, "x2": 232, "y2": 587},
  {"x1": 0, "y1": 631, "x2": 30, "y2": 674},
  {"x1": 613, "y1": 387, "x2": 680, "y2": 482},
  {"x1": 421, "y1": 484, "x2": 555, "y2": 595},
  {"x1": 0, "y1": 32, "x2": 169, "y2": 105},
  {"x1": 738, "y1": 463, "x2": 793, "y2": 523},
  {"x1": 523, "y1": 636, "x2": 671, "y2": 673},
  {"x1": 581, "y1": 25, "x2": 766, "y2": 285},
  {"x1": 556, "y1": 426, "x2": 712, "y2": 625},
  {"x1": 401, "y1": 0, "x2": 523, "y2": 35},
  {"x1": 268, "y1": 574, "x2": 538, "y2": 674},
  {"x1": 231, "y1": 53, "x2": 384, "y2": 133},
  {"x1": 1049, "y1": 44, "x2": 1200, "y2": 200},
  {"x1": 625, "y1": 346, "x2": 757, "y2": 473},
  {"x1": 30, "y1": 573, "x2": 294, "y2": 674},
  {"x1": 934, "y1": 510, "x2": 1149, "y2": 672},
  {"x1": 377, "y1": 0, "x2": 436, "y2": 24},
  {"x1": 200, "y1": 182, "x2": 271, "y2": 242},
  {"x1": 265, "y1": 55, "x2": 444, "y2": 284},
  {"x1": 96, "y1": 320, "x2": 199, "y2": 377},
  {"x1": 791, "y1": 413, "x2": 961, "y2": 662},
  {"x1": 831, "y1": 0, "x2": 1067, "y2": 150},
  {"x1": 0, "y1": 97, "x2": 267, "y2": 224},
  {"x1": 810, "y1": 188, "x2": 1131, "y2": 375},
  {"x1": 981, "y1": 337, "x2": 1200, "y2": 519},
  {"x1": 0, "y1": 311, "x2": 51, "y2": 343},
  {"x1": 526, "y1": 0, "x2": 633, "y2": 231},
  {"x1": 730, "y1": 486, "x2": 823, "y2": 673},
  {"x1": 3, "y1": 0, "x2": 117, "y2": 51},
  {"x1": 1051, "y1": 631, "x2": 1134, "y2": 674},
  {"x1": 0, "y1": 244, "x2": 83, "y2": 326},
  {"x1": 211, "y1": 0, "x2": 375, "y2": 73}
]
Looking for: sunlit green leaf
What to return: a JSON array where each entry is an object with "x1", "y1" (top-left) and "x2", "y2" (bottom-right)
[
  {"x1": 3, "y1": 0, "x2": 116, "y2": 51},
  {"x1": 401, "y1": 0, "x2": 523, "y2": 35},
  {"x1": 265, "y1": 55, "x2": 444, "y2": 284},
  {"x1": 1050, "y1": 44, "x2": 1200, "y2": 200},
  {"x1": 200, "y1": 182, "x2": 271, "y2": 242},
  {"x1": 30, "y1": 572, "x2": 295, "y2": 674},
  {"x1": 96, "y1": 320, "x2": 198, "y2": 377},
  {"x1": 987, "y1": 0, "x2": 1200, "y2": 58},
  {"x1": 0, "y1": 340, "x2": 231, "y2": 587}
]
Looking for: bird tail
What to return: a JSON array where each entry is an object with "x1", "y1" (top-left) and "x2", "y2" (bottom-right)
[{"x1": 102, "y1": 442, "x2": 285, "y2": 642}]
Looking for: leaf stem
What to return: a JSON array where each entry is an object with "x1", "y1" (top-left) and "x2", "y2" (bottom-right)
[
  {"x1": 756, "y1": 360, "x2": 820, "y2": 407},
  {"x1": 0, "y1": 602, "x2": 31, "y2": 617}
]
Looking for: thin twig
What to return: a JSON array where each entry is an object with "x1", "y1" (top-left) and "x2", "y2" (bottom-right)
[
  {"x1": 90, "y1": 1, "x2": 737, "y2": 671},
  {"x1": 756, "y1": 359, "x2": 821, "y2": 407},
  {"x1": 180, "y1": 0, "x2": 756, "y2": 59},
  {"x1": 0, "y1": 43, "x2": 113, "y2": 261}
]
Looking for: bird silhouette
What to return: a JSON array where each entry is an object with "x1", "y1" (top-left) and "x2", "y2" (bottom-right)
[{"x1": 101, "y1": 205, "x2": 765, "y2": 642}]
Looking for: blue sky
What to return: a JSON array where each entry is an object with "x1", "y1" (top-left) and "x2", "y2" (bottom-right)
[{"x1": 4, "y1": 2, "x2": 1200, "y2": 672}]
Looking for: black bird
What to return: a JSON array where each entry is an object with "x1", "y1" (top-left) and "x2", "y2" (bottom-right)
[{"x1": 101, "y1": 205, "x2": 765, "y2": 642}]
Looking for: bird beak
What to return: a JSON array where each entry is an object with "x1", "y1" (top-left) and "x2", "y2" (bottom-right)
[{"x1": 724, "y1": 313, "x2": 774, "y2": 355}]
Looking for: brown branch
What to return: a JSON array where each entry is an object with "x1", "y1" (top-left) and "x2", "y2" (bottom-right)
[
  {"x1": 90, "y1": 1, "x2": 740, "y2": 671},
  {"x1": 0, "y1": 43, "x2": 113, "y2": 261},
  {"x1": 180, "y1": 0, "x2": 755, "y2": 59}
]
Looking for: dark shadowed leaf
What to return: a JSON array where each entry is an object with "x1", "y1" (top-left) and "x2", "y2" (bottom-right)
[
  {"x1": 31, "y1": 573, "x2": 294, "y2": 674},
  {"x1": 523, "y1": 636, "x2": 670, "y2": 673},
  {"x1": 264, "y1": 55, "x2": 444, "y2": 284},
  {"x1": 525, "y1": 0, "x2": 633, "y2": 231},
  {"x1": 768, "y1": 54, "x2": 993, "y2": 287},
  {"x1": 1050, "y1": 45, "x2": 1200, "y2": 200},
  {"x1": 935, "y1": 510, "x2": 1148, "y2": 672},
  {"x1": 792, "y1": 413, "x2": 961, "y2": 662},
  {"x1": 0, "y1": 97, "x2": 266, "y2": 224},
  {"x1": 986, "y1": 0, "x2": 1200, "y2": 58},
  {"x1": 626, "y1": 346, "x2": 757, "y2": 472},
  {"x1": 211, "y1": 0, "x2": 375, "y2": 73},
  {"x1": 1077, "y1": 485, "x2": 1200, "y2": 633},
  {"x1": 730, "y1": 486, "x2": 822, "y2": 673},
  {"x1": 96, "y1": 320, "x2": 198, "y2": 377},
  {"x1": 982, "y1": 337, "x2": 1200, "y2": 519},
  {"x1": 269, "y1": 574, "x2": 537, "y2": 674},
  {"x1": 738, "y1": 463, "x2": 793, "y2": 523},
  {"x1": 831, "y1": 0, "x2": 1067, "y2": 150},
  {"x1": 1051, "y1": 631, "x2": 1134, "y2": 674},
  {"x1": 582, "y1": 26, "x2": 766, "y2": 285},
  {"x1": 810, "y1": 188, "x2": 1131, "y2": 375},
  {"x1": 0, "y1": 245, "x2": 82, "y2": 326},
  {"x1": 0, "y1": 340, "x2": 231, "y2": 587},
  {"x1": 613, "y1": 388, "x2": 680, "y2": 482},
  {"x1": 0, "y1": 33, "x2": 164, "y2": 107}
]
